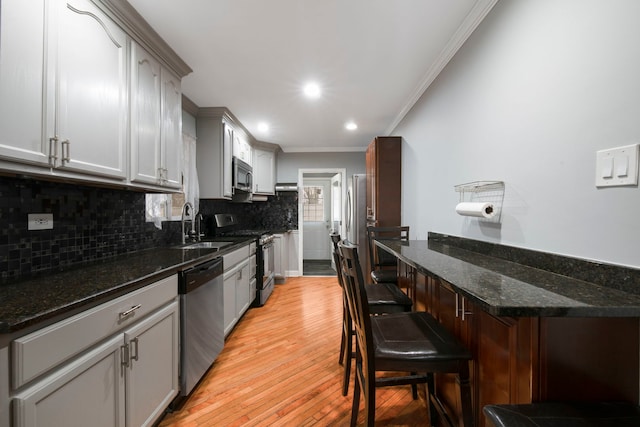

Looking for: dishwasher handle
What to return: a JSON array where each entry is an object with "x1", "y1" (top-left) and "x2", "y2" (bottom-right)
[{"x1": 179, "y1": 257, "x2": 224, "y2": 294}]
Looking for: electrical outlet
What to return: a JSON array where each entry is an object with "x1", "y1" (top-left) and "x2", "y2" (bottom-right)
[{"x1": 28, "y1": 213, "x2": 53, "y2": 230}]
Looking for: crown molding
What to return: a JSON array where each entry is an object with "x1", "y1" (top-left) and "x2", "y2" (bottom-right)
[
  {"x1": 98, "y1": 0, "x2": 192, "y2": 78},
  {"x1": 384, "y1": 0, "x2": 499, "y2": 135}
]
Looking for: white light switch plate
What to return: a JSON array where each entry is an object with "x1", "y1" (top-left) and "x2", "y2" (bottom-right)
[
  {"x1": 28, "y1": 213, "x2": 53, "y2": 230},
  {"x1": 595, "y1": 143, "x2": 639, "y2": 187}
]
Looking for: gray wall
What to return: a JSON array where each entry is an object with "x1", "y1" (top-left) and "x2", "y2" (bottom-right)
[
  {"x1": 182, "y1": 110, "x2": 196, "y2": 136},
  {"x1": 276, "y1": 151, "x2": 365, "y2": 182},
  {"x1": 394, "y1": 0, "x2": 640, "y2": 268}
]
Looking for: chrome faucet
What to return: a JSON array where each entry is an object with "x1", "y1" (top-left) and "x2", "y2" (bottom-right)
[
  {"x1": 195, "y1": 213, "x2": 204, "y2": 241},
  {"x1": 181, "y1": 202, "x2": 195, "y2": 244}
]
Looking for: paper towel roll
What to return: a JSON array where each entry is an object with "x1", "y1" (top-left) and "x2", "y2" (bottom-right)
[{"x1": 455, "y1": 202, "x2": 496, "y2": 219}]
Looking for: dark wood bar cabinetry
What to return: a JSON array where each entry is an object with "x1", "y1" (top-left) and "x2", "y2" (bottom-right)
[
  {"x1": 365, "y1": 136, "x2": 401, "y2": 227},
  {"x1": 365, "y1": 136, "x2": 401, "y2": 274},
  {"x1": 392, "y1": 240, "x2": 640, "y2": 427}
]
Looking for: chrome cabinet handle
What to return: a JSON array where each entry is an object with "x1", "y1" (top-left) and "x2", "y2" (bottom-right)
[
  {"x1": 61, "y1": 139, "x2": 70, "y2": 163},
  {"x1": 130, "y1": 338, "x2": 139, "y2": 362},
  {"x1": 120, "y1": 344, "x2": 129, "y2": 368},
  {"x1": 119, "y1": 304, "x2": 142, "y2": 320},
  {"x1": 460, "y1": 296, "x2": 473, "y2": 321},
  {"x1": 455, "y1": 293, "x2": 459, "y2": 318},
  {"x1": 48, "y1": 136, "x2": 58, "y2": 166}
]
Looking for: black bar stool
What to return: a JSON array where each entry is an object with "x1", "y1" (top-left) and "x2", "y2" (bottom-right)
[
  {"x1": 366, "y1": 225, "x2": 409, "y2": 285},
  {"x1": 483, "y1": 402, "x2": 640, "y2": 427},
  {"x1": 330, "y1": 232, "x2": 412, "y2": 396},
  {"x1": 339, "y1": 240, "x2": 473, "y2": 427}
]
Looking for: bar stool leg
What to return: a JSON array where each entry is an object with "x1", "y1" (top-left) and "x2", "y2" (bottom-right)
[
  {"x1": 342, "y1": 311, "x2": 353, "y2": 396},
  {"x1": 457, "y1": 361, "x2": 474, "y2": 427}
]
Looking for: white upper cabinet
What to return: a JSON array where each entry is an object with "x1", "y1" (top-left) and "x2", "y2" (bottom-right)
[
  {"x1": 53, "y1": 0, "x2": 128, "y2": 179},
  {"x1": 130, "y1": 42, "x2": 182, "y2": 189},
  {"x1": 0, "y1": 0, "x2": 127, "y2": 180},
  {"x1": 253, "y1": 146, "x2": 276, "y2": 195},
  {"x1": 233, "y1": 132, "x2": 252, "y2": 166},
  {"x1": 160, "y1": 68, "x2": 183, "y2": 189},
  {"x1": 0, "y1": 0, "x2": 191, "y2": 189},
  {"x1": 197, "y1": 108, "x2": 234, "y2": 199},
  {"x1": 0, "y1": 0, "x2": 52, "y2": 167},
  {"x1": 130, "y1": 42, "x2": 162, "y2": 185}
]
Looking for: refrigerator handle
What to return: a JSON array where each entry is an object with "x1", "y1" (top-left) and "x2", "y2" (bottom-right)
[{"x1": 346, "y1": 191, "x2": 352, "y2": 233}]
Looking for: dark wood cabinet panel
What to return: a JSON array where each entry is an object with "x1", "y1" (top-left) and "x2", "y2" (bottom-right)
[
  {"x1": 475, "y1": 311, "x2": 536, "y2": 426},
  {"x1": 540, "y1": 317, "x2": 639, "y2": 402},
  {"x1": 364, "y1": 136, "x2": 401, "y2": 275},
  {"x1": 365, "y1": 136, "x2": 401, "y2": 227}
]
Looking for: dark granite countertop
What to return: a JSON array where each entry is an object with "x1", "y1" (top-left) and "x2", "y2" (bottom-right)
[
  {"x1": 375, "y1": 239, "x2": 640, "y2": 318},
  {"x1": 0, "y1": 238, "x2": 255, "y2": 334}
]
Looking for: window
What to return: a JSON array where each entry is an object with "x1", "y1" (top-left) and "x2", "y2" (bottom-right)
[{"x1": 303, "y1": 186, "x2": 324, "y2": 221}]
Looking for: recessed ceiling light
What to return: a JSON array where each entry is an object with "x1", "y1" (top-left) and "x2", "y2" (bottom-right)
[
  {"x1": 345, "y1": 122, "x2": 358, "y2": 131},
  {"x1": 258, "y1": 122, "x2": 269, "y2": 133},
  {"x1": 303, "y1": 82, "x2": 321, "y2": 98}
]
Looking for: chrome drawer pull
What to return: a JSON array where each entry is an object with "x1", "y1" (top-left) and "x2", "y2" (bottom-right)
[{"x1": 119, "y1": 304, "x2": 142, "y2": 319}]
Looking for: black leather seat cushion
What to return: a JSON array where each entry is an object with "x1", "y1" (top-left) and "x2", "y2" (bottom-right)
[
  {"x1": 371, "y1": 269, "x2": 397, "y2": 284},
  {"x1": 371, "y1": 311, "x2": 471, "y2": 372},
  {"x1": 483, "y1": 402, "x2": 640, "y2": 427},
  {"x1": 365, "y1": 283, "x2": 412, "y2": 314}
]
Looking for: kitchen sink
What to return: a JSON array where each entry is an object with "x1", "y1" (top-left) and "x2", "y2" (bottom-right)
[{"x1": 179, "y1": 241, "x2": 233, "y2": 250}]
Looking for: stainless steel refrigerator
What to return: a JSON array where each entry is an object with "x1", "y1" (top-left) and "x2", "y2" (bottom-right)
[{"x1": 346, "y1": 174, "x2": 367, "y2": 277}]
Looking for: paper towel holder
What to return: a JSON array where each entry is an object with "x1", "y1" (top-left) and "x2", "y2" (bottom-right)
[{"x1": 454, "y1": 181, "x2": 505, "y2": 223}]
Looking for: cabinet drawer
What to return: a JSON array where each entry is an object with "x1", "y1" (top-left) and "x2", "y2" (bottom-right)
[
  {"x1": 12, "y1": 275, "x2": 178, "y2": 389},
  {"x1": 223, "y1": 245, "x2": 250, "y2": 271},
  {"x1": 249, "y1": 242, "x2": 256, "y2": 255}
]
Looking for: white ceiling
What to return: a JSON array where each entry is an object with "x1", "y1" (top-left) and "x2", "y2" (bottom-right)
[{"x1": 127, "y1": 0, "x2": 497, "y2": 152}]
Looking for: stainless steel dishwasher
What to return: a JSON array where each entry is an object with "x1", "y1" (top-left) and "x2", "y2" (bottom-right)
[{"x1": 177, "y1": 257, "x2": 224, "y2": 401}]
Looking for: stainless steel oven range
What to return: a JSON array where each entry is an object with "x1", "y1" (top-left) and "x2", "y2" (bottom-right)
[{"x1": 214, "y1": 214, "x2": 275, "y2": 306}]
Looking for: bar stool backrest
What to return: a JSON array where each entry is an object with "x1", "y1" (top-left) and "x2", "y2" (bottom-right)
[
  {"x1": 338, "y1": 241, "x2": 374, "y2": 380},
  {"x1": 366, "y1": 226, "x2": 409, "y2": 272}
]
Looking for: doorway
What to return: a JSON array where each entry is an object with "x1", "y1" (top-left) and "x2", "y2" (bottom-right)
[{"x1": 298, "y1": 168, "x2": 346, "y2": 276}]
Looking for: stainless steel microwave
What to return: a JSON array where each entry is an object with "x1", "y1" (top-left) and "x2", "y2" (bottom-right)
[{"x1": 232, "y1": 156, "x2": 252, "y2": 193}]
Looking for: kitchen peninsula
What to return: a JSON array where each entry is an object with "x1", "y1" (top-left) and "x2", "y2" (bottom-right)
[{"x1": 375, "y1": 232, "x2": 640, "y2": 427}]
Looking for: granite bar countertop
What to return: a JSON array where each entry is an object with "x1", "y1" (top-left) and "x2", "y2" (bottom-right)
[
  {"x1": 0, "y1": 238, "x2": 255, "y2": 334},
  {"x1": 375, "y1": 239, "x2": 640, "y2": 317}
]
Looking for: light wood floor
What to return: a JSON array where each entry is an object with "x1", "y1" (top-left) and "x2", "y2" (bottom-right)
[{"x1": 159, "y1": 276, "x2": 430, "y2": 426}]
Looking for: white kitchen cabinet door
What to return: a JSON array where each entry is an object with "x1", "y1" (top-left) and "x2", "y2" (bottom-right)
[
  {"x1": 253, "y1": 147, "x2": 275, "y2": 194},
  {"x1": 130, "y1": 43, "x2": 182, "y2": 190},
  {"x1": 223, "y1": 123, "x2": 234, "y2": 198},
  {"x1": 160, "y1": 68, "x2": 183, "y2": 189},
  {"x1": 0, "y1": 0, "x2": 52, "y2": 167},
  {"x1": 130, "y1": 42, "x2": 162, "y2": 186},
  {"x1": 54, "y1": 0, "x2": 128, "y2": 179},
  {"x1": 196, "y1": 110, "x2": 235, "y2": 199},
  {"x1": 235, "y1": 260, "x2": 251, "y2": 318},
  {"x1": 233, "y1": 133, "x2": 252, "y2": 166},
  {"x1": 123, "y1": 301, "x2": 179, "y2": 427},
  {"x1": 13, "y1": 335, "x2": 125, "y2": 427},
  {"x1": 288, "y1": 230, "x2": 300, "y2": 277},
  {"x1": 273, "y1": 234, "x2": 285, "y2": 279},
  {"x1": 223, "y1": 271, "x2": 238, "y2": 336}
]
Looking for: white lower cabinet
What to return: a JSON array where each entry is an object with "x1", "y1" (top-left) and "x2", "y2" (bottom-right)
[
  {"x1": 11, "y1": 275, "x2": 179, "y2": 427},
  {"x1": 13, "y1": 335, "x2": 125, "y2": 427},
  {"x1": 222, "y1": 244, "x2": 253, "y2": 337},
  {"x1": 124, "y1": 301, "x2": 179, "y2": 427},
  {"x1": 235, "y1": 261, "x2": 252, "y2": 318},
  {"x1": 223, "y1": 270, "x2": 238, "y2": 337},
  {"x1": 223, "y1": 258, "x2": 250, "y2": 337},
  {"x1": 274, "y1": 233, "x2": 285, "y2": 280}
]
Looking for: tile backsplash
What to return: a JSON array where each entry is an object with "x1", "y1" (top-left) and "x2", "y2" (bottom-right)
[
  {"x1": 199, "y1": 192, "x2": 299, "y2": 236},
  {"x1": 1, "y1": 175, "x2": 299, "y2": 281},
  {"x1": 0, "y1": 176, "x2": 181, "y2": 280}
]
